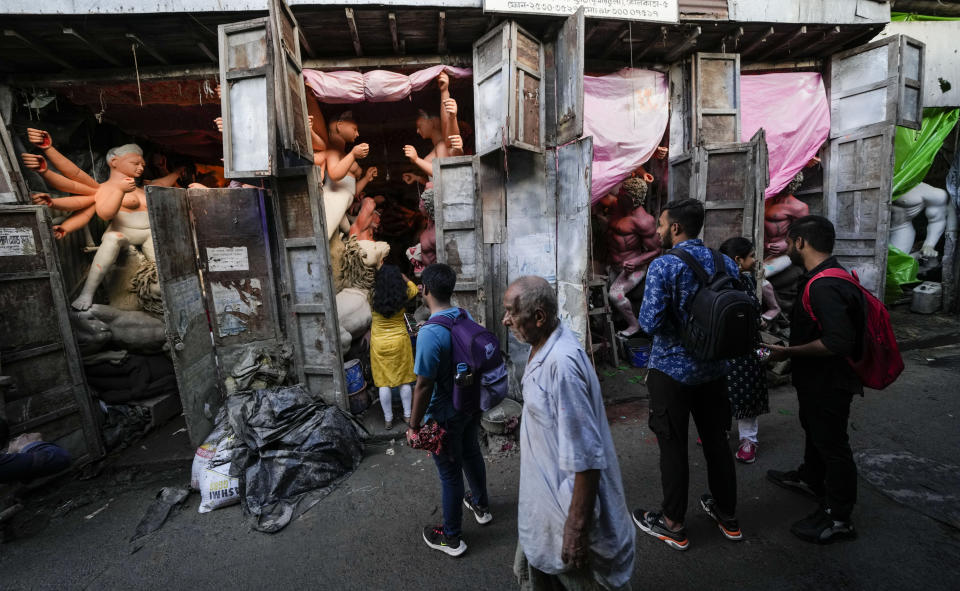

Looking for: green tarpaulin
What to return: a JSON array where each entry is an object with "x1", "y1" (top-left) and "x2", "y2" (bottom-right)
[
  {"x1": 885, "y1": 245, "x2": 920, "y2": 304},
  {"x1": 891, "y1": 12, "x2": 960, "y2": 22},
  {"x1": 893, "y1": 108, "x2": 959, "y2": 199}
]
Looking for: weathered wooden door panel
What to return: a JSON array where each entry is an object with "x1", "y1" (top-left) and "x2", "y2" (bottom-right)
[
  {"x1": 219, "y1": 17, "x2": 277, "y2": 178},
  {"x1": 668, "y1": 150, "x2": 699, "y2": 202},
  {"x1": 189, "y1": 188, "x2": 282, "y2": 361},
  {"x1": 270, "y1": 171, "x2": 348, "y2": 409},
  {"x1": 693, "y1": 53, "x2": 740, "y2": 146},
  {"x1": 472, "y1": 21, "x2": 544, "y2": 155},
  {"x1": 269, "y1": 0, "x2": 312, "y2": 166},
  {"x1": 434, "y1": 156, "x2": 486, "y2": 325},
  {"x1": 825, "y1": 35, "x2": 923, "y2": 297},
  {"x1": 545, "y1": 8, "x2": 585, "y2": 147},
  {"x1": 554, "y1": 137, "x2": 593, "y2": 347},
  {"x1": 0, "y1": 115, "x2": 28, "y2": 204},
  {"x1": 0, "y1": 206, "x2": 103, "y2": 465},
  {"x1": 146, "y1": 187, "x2": 219, "y2": 447}
]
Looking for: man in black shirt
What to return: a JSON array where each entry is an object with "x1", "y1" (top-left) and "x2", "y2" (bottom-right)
[{"x1": 767, "y1": 215, "x2": 864, "y2": 544}]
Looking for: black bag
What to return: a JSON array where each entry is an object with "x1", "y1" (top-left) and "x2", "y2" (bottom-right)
[{"x1": 668, "y1": 248, "x2": 759, "y2": 361}]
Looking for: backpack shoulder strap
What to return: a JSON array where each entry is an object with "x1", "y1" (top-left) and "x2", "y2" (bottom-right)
[
  {"x1": 423, "y1": 313, "x2": 454, "y2": 329},
  {"x1": 712, "y1": 250, "x2": 729, "y2": 279},
  {"x1": 667, "y1": 248, "x2": 710, "y2": 285},
  {"x1": 801, "y1": 268, "x2": 859, "y2": 322}
]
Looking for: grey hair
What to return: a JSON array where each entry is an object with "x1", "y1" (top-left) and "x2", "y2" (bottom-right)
[
  {"x1": 511, "y1": 276, "x2": 558, "y2": 321},
  {"x1": 106, "y1": 143, "x2": 143, "y2": 162}
]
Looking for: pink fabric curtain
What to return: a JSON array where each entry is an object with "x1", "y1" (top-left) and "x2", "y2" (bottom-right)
[
  {"x1": 583, "y1": 69, "x2": 670, "y2": 204},
  {"x1": 740, "y1": 73, "x2": 830, "y2": 198},
  {"x1": 302, "y1": 66, "x2": 471, "y2": 103}
]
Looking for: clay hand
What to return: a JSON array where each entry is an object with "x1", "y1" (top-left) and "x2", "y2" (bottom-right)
[
  {"x1": 31, "y1": 192, "x2": 53, "y2": 207},
  {"x1": 52, "y1": 225, "x2": 66, "y2": 240},
  {"x1": 448, "y1": 135, "x2": 463, "y2": 153},
  {"x1": 402, "y1": 172, "x2": 425, "y2": 185},
  {"x1": 364, "y1": 166, "x2": 378, "y2": 181},
  {"x1": 21, "y1": 153, "x2": 48, "y2": 172},
  {"x1": 215, "y1": 84, "x2": 221, "y2": 100},
  {"x1": 767, "y1": 344, "x2": 789, "y2": 362},
  {"x1": 214, "y1": 117, "x2": 223, "y2": 132},
  {"x1": 641, "y1": 172, "x2": 654, "y2": 183},
  {"x1": 623, "y1": 260, "x2": 636, "y2": 273},
  {"x1": 654, "y1": 146, "x2": 668, "y2": 160},
  {"x1": 308, "y1": 114, "x2": 314, "y2": 128},
  {"x1": 437, "y1": 71, "x2": 449, "y2": 92},
  {"x1": 920, "y1": 245, "x2": 939, "y2": 259},
  {"x1": 403, "y1": 145, "x2": 419, "y2": 163},
  {"x1": 351, "y1": 143, "x2": 370, "y2": 159},
  {"x1": 443, "y1": 98, "x2": 458, "y2": 117},
  {"x1": 561, "y1": 519, "x2": 590, "y2": 570},
  {"x1": 27, "y1": 128, "x2": 52, "y2": 149},
  {"x1": 120, "y1": 177, "x2": 137, "y2": 193}
]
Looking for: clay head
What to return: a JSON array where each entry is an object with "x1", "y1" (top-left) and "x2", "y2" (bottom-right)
[
  {"x1": 416, "y1": 110, "x2": 439, "y2": 139},
  {"x1": 331, "y1": 111, "x2": 359, "y2": 143},
  {"x1": 106, "y1": 144, "x2": 145, "y2": 178},
  {"x1": 358, "y1": 240, "x2": 390, "y2": 268},
  {"x1": 420, "y1": 187, "x2": 436, "y2": 220},
  {"x1": 787, "y1": 171, "x2": 804, "y2": 195},
  {"x1": 620, "y1": 177, "x2": 649, "y2": 209}
]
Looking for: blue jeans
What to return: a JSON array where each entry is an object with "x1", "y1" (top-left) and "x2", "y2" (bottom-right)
[{"x1": 431, "y1": 411, "x2": 489, "y2": 537}]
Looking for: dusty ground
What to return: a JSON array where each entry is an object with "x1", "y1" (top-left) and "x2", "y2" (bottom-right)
[{"x1": 1, "y1": 344, "x2": 959, "y2": 590}]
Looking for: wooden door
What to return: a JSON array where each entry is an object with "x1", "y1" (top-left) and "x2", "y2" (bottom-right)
[
  {"x1": 693, "y1": 53, "x2": 741, "y2": 146},
  {"x1": 269, "y1": 0, "x2": 313, "y2": 167},
  {"x1": 269, "y1": 170, "x2": 348, "y2": 409},
  {"x1": 433, "y1": 156, "x2": 486, "y2": 325},
  {"x1": 218, "y1": 17, "x2": 277, "y2": 178},
  {"x1": 545, "y1": 8, "x2": 585, "y2": 147},
  {"x1": 0, "y1": 115, "x2": 28, "y2": 204},
  {"x1": 0, "y1": 206, "x2": 103, "y2": 465},
  {"x1": 825, "y1": 35, "x2": 925, "y2": 296},
  {"x1": 146, "y1": 187, "x2": 219, "y2": 447},
  {"x1": 554, "y1": 137, "x2": 593, "y2": 348}
]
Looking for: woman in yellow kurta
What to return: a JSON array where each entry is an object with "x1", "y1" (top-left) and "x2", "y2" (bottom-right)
[{"x1": 370, "y1": 264, "x2": 418, "y2": 429}]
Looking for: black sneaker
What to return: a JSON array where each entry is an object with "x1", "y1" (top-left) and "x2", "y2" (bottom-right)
[
  {"x1": 632, "y1": 509, "x2": 689, "y2": 551},
  {"x1": 699, "y1": 493, "x2": 743, "y2": 541},
  {"x1": 790, "y1": 509, "x2": 857, "y2": 544},
  {"x1": 463, "y1": 492, "x2": 493, "y2": 525},
  {"x1": 767, "y1": 469, "x2": 819, "y2": 499},
  {"x1": 422, "y1": 524, "x2": 467, "y2": 557}
]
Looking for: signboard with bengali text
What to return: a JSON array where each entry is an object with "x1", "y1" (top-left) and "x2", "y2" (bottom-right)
[{"x1": 483, "y1": 0, "x2": 678, "y2": 23}]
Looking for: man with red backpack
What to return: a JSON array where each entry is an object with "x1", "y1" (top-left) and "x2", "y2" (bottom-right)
[
  {"x1": 767, "y1": 215, "x2": 872, "y2": 544},
  {"x1": 406, "y1": 263, "x2": 492, "y2": 557}
]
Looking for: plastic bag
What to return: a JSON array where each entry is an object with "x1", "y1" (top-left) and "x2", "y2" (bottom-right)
[
  {"x1": 226, "y1": 385, "x2": 363, "y2": 533},
  {"x1": 893, "y1": 108, "x2": 960, "y2": 199},
  {"x1": 885, "y1": 245, "x2": 920, "y2": 304},
  {"x1": 198, "y1": 463, "x2": 241, "y2": 513}
]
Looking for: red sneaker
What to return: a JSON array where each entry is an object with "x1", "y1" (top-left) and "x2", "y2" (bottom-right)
[{"x1": 736, "y1": 440, "x2": 757, "y2": 464}]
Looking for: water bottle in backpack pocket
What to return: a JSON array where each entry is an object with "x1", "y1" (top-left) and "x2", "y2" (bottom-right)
[{"x1": 425, "y1": 308, "x2": 509, "y2": 412}]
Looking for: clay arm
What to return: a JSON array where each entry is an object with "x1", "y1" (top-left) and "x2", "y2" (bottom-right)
[
  {"x1": 32, "y1": 192, "x2": 97, "y2": 212},
  {"x1": 21, "y1": 155, "x2": 98, "y2": 196},
  {"x1": 633, "y1": 165, "x2": 654, "y2": 184},
  {"x1": 403, "y1": 146, "x2": 435, "y2": 178},
  {"x1": 355, "y1": 167, "x2": 378, "y2": 195},
  {"x1": 349, "y1": 197, "x2": 377, "y2": 237},
  {"x1": 95, "y1": 182, "x2": 133, "y2": 221},
  {"x1": 326, "y1": 147, "x2": 364, "y2": 182},
  {"x1": 146, "y1": 168, "x2": 184, "y2": 187},
  {"x1": 53, "y1": 204, "x2": 97, "y2": 238},
  {"x1": 26, "y1": 128, "x2": 98, "y2": 189},
  {"x1": 438, "y1": 73, "x2": 464, "y2": 156}
]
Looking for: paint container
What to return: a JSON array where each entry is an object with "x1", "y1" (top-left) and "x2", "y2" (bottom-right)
[
  {"x1": 344, "y1": 359, "x2": 365, "y2": 394},
  {"x1": 911, "y1": 281, "x2": 942, "y2": 314},
  {"x1": 629, "y1": 345, "x2": 651, "y2": 368}
]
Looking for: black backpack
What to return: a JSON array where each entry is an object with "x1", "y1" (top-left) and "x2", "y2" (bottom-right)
[{"x1": 668, "y1": 248, "x2": 759, "y2": 361}]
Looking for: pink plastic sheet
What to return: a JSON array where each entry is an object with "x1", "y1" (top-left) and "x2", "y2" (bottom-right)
[
  {"x1": 740, "y1": 73, "x2": 830, "y2": 198},
  {"x1": 583, "y1": 69, "x2": 669, "y2": 204},
  {"x1": 303, "y1": 66, "x2": 471, "y2": 104}
]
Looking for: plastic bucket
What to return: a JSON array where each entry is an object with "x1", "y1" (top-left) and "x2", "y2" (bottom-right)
[
  {"x1": 344, "y1": 359, "x2": 365, "y2": 394},
  {"x1": 629, "y1": 346, "x2": 651, "y2": 368}
]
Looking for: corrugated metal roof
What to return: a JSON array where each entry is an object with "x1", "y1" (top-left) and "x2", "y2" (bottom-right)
[{"x1": 680, "y1": 0, "x2": 729, "y2": 20}]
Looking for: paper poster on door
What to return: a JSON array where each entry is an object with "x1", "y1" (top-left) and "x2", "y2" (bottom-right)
[
  {"x1": 0, "y1": 227, "x2": 36, "y2": 256},
  {"x1": 207, "y1": 246, "x2": 249, "y2": 272},
  {"x1": 210, "y1": 278, "x2": 262, "y2": 337}
]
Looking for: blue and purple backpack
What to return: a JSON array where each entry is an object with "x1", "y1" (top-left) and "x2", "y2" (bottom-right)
[{"x1": 424, "y1": 308, "x2": 508, "y2": 413}]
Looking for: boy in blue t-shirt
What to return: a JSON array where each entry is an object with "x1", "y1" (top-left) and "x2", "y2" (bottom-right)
[{"x1": 407, "y1": 264, "x2": 491, "y2": 558}]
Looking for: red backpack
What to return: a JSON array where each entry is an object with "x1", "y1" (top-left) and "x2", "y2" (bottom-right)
[{"x1": 801, "y1": 268, "x2": 904, "y2": 390}]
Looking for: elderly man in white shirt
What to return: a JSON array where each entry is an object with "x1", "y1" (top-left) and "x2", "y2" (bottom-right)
[{"x1": 503, "y1": 276, "x2": 635, "y2": 591}]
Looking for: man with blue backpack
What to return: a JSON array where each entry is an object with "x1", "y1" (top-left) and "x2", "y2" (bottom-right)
[
  {"x1": 406, "y1": 263, "x2": 502, "y2": 557},
  {"x1": 632, "y1": 198, "x2": 752, "y2": 551}
]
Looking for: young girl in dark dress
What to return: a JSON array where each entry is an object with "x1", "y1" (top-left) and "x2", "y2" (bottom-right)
[{"x1": 719, "y1": 237, "x2": 771, "y2": 464}]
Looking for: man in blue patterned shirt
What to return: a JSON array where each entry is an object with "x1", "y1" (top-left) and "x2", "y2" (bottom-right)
[{"x1": 631, "y1": 199, "x2": 743, "y2": 552}]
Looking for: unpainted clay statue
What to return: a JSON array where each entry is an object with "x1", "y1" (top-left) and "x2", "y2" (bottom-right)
[
  {"x1": 21, "y1": 130, "x2": 181, "y2": 310},
  {"x1": 601, "y1": 177, "x2": 660, "y2": 337},
  {"x1": 71, "y1": 304, "x2": 167, "y2": 354},
  {"x1": 890, "y1": 182, "x2": 956, "y2": 260},
  {"x1": 324, "y1": 112, "x2": 371, "y2": 240},
  {"x1": 348, "y1": 196, "x2": 381, "y2": 241},
  {"x1": 406, "y1": 187, "x2": 437, "y2": 275},
  {"x1": 335, "y1": 236, "x2": 391, "y2": 350},
  {"x1": 763, "y1": 172, "x2": 810, "y2": 277},
  {"x1": 401, "y1": 73, "x2": 465, "y2": 178}
]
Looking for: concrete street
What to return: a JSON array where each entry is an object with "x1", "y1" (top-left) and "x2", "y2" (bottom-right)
[{"x1": 1, "y1": 344, "x2": 959, "y2": 590}]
